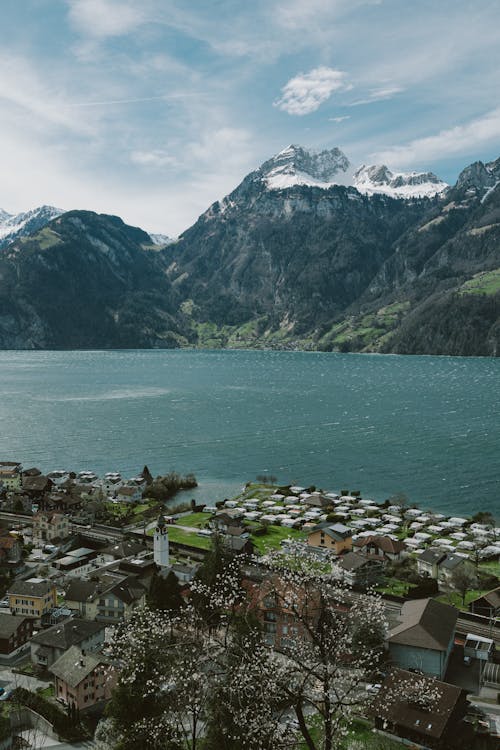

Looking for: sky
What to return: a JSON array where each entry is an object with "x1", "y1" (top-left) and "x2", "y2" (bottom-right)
[{"x1": 1, "y1": 0, "x2": 500, "y2": 236}]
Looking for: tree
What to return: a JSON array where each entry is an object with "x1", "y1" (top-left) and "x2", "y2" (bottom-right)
[
  {"x1": 451, "y1": 564, "x2": 477, "y2": 606},
  {"x1": 259, "y1": 546, "x2": 388, "y2": 750},
  {"x1": 147, "y1": 570, "x2": 184, "y2": 613}
]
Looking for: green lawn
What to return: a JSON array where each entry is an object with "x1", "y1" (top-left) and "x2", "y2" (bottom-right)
[
  {"x1": 436, "y1": 589, "x2": 487, "y2": 610},
  {"x1": 251, "y1": 525, "x2": 306, "y2": 554},
  {"x1": 148, "y1": 525, "x2": 212, "y2": 550},
  {"x1": 375, "y1": 578, "x2": 410, "y2": 597},
  {"x1": 177, "y1": 511, "x2": 213, "y2": 528},
  {"x1": 478, "y1": 559, "x2": 500, "y2": 578}
]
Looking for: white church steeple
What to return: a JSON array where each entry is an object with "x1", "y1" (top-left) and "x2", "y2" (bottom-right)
[{"x1": 154, "y1": 514, "x2": 170, "y2": 568}]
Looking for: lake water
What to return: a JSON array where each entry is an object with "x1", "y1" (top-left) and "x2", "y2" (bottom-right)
[{"x1": 0, "y1": 349, "x2": 498, "y2": 518}]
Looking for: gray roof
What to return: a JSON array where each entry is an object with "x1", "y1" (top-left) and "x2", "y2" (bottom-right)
[
  {"x1": 0, "y1": 613, "x2": 30, "y2": 638},
  {"x1": 337, "y1": 551, "x2": 378, "y2": 571},
  {"x1": 440, "y1": 554, "x2": 465, "y2": 571},
  {"x1": 50, "y1": 645, "x2": 111, "y2": 688},
  {"x1": 389, "y1": 598, "x2": 457, "y2": 651},
  {"x1": 312, "y1": 522, "x2": 352, "y2": 541},
  {"x1": 31, "y1": 618, "x2": 105, "y2": 649},
  {"x1": 8, "y1": 578, "x2": 54, "y2": 598},
  {"x1": 101, "y1": 540, "x2": 146, "y2": 559},
  {"x1": 418, "y1": 549, "x2": 446, "y2": 565},
  {"x1": 369, "y1": 668, "x2": 467, "y2": 740}
]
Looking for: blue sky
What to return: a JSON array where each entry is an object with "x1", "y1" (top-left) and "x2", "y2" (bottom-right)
[{"x1": 1, "y1": 0, "x2": 500, "y2": 235}]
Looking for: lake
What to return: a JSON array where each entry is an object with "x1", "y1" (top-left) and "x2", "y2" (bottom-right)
[{"x1": 0, "y1": 349, "x2": 498, "y2": 518}]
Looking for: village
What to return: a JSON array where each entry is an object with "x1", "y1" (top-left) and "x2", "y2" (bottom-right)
[{"x1": 0, "y1": 459, "x2": 499, "y2": 749}]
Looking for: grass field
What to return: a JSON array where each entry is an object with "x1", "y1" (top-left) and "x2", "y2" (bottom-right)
[{"x1": 460, "y1": 268, "x2": 500, "y2": 295}]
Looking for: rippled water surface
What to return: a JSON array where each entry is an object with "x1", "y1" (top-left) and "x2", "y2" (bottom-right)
[{"x1": 0, "y1": 349, "x2": 498, "y2": 516}]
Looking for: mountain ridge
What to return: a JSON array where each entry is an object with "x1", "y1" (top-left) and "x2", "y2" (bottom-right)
[{"x1": 0, "y1": 146, "x2": 499, "y2": 355}]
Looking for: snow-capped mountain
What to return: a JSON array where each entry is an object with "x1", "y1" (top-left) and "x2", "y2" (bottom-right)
[
  {"x1": 149, "y1": 233, "x2": 175, "y2": 247},
  {"x1": 353, "y1": 164, "x2": 448, "y2": 198},
  {"x1": 0, "y1": 205, "x2": 63, "y2": 249},
  {"x1": 260, "y1": 145, "x2": 447, "y2": 198},
  {"x1": 261, "y1": 145, "x2": 352, "y2": 189}
]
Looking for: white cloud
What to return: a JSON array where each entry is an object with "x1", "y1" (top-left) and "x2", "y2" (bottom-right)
[
  {"x1": 67, "y1": 0, "x2": 145, "y2": 38},
  {"x1": 0, "y1": 54, "x2": 95, "y2": 135},
  {"x1": 130, "y1": 150, "x2": 179, "y2": 168},
  {"x1": 274, "y1": 66, "x2": 349, "y2": 116},
  {"x1": 349, "y1": 86, "x2": 404, "y2": 106},
  {"x1": 329, "y1": 115, "x2": 351, "y2": 123},
  {"x1": 372, "y1": 107, "x2": 500, "y2": 168}
]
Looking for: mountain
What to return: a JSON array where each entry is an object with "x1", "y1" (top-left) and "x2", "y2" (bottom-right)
[
  {"x1": 0, "y1": 211, "x2": 191, "y2": 349},
  {"x1": 166, "y1": 147, "x2": 500, "y2": 355},
  {"x1": 258, "y1": 144, "x2": 447, "y2": 198},
  {"x1": 166, "y1": 147, "x2": 436, "y2": 348},
  {"x1": 0, "y1": 205, "x2": 63, "y2": 249},
  {"x1": 0, "y1": 146, "x2": 499, "y2": 355}
]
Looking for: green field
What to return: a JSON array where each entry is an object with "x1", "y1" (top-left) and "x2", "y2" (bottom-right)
[
  {"x1": 460, "y1": 268, "x2": 500, "y2": 295},
  {"x1": 148, "y1": 525, "x2": 212, "y2": 550}
]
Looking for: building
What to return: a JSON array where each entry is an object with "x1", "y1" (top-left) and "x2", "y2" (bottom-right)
[
  {"x1": 353, "y1": 535, "x2": 406, "y2": 561},
  {"x1": 30, "y1": 618, "x2": 106, "y2": 670},
  {"x1": 246, "y1": 575, "x2": 321, "y2": 651},
  {"x1": 8, "y1": 578, "x2": 57, "y2": 620},
  {"x1": 369, "y1": 668, "x2": 470, "y2": 749},
  {"x1": 468, "y1": 586, "x2": 500, "y2": 618},
  {"x1": 22, "y1": 475, "x2": 54, "y2": 498},
  {"x1": 417, "y1": 549, "x2": 446, "y2": 579},
  {"x1": 50, "y1": 645, "x2": 116, "y2": 712},
  {"x1": 0, "y1": 612, "x2": 33, "y2": 655},
  {"x1": 0, "y1": 534, "x2": 22, "y2": 564},
  {"x1": 334, "y1": 551, "x2": 384, "y2": 589},
  {"x1": 54, "y1": 548, "x2": 105, "y2": 578},
  {"x1": 32, "y1": 512, "x2": 70, "y2": 546},
  {"x1": 307, "y1": 522, "x2": 353, "y2": 555},
  {"x1": 387, "y1": 598, "x2": 457, "y2": 679},
  {"x1": 0, "y1": 462, "x2": 22, "y2": 490},
  {"x1": 154, "y1": 515, "x2": 169, "y2": 568},
  {"x1": 437, "y1": 553, "x2": 468, "y2": 587},
  {"x1": 64, "y1": 575, "x2": 146, "y2": 623},
  {"x1": 116, "y1": 485, "x2": 143, "y2": 503}
]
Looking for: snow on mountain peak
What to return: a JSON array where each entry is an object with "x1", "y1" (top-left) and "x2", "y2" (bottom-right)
[
  {"x1": 0, "y1": 205, "x2": 63, "y2": 247},
  {"x1": 261, "y1": 145, "x2": 353, "y2": 190},
  {"x1": 353, "y1": 164, "x2": 448, "y2": 198},
  {"x1": 260, "y1": 145, "x2": 447, "y2": 198}
]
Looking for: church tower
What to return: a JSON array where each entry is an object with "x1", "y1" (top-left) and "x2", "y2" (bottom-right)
[{"x1": 154, "y1": 514, "x2": 169, "y2": 568}]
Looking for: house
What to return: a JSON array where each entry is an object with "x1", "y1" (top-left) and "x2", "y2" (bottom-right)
[
  {"x1": 333, "y1": 551, "x2": 384, "y2": 589},
  {"x1": 22, "y1": 475, "x2": 54, "y2": 498},
  {"x1": 210, "y1": 510, "x2": 245, "y2": 533},
  {"x1": 368, "y1": 668, "x2": 470, "y2": 749},
  {"x1": 0, "y1": 462, "x2": 22, "y2": 490},
  {"x1": 417, "y1": 548, "x2": 446, "y2": 579},
  {"x1": 0, "y1": 534, "x2": 22, "y2": 564},
  {"x1": 51, "y1": 645, "x2": 116, "y2": 712},
  {"x1": 225, "y1": 536, "x2": 255, "y2": 556},
  {"x1": 353, "y1": 535, "x2": 406, "y2": 561},
  {"x1": 100, "y1": 539, "x2": 148, "y2": 563},
  {"x1": 437, "y1": 554, "x2": 468, "y2": 587},
  {"x1": 116, "y1": 485, "x2": 142, "y2": 503},
  {"x1": 387, "y1": 598, "x2": 457, "y2": 679},
  {"x1": 54, "y1": 547, "x2": 104, "y2": 578},
  {"x1": 246, "y1": 575, "x2": 321, "y2": 651},
  {"x1": 0, "y1": 612, "x2": 33, "y2": 655},
  {"x1": 32, "y1": 512, "x2": 70, "y2": 546},
  {"x1": 64, "y1": 574, "x2": 146, "y2": 623},
  {"x1": 8, "y1": 578, "x2": 57, "y2": 620},
  {"x1": 303, "y1": 492, "x2": 331, "y2": 509},
  {"x1": 468, "y1": 586, "x2": 500, "y2": 618},
  {"x1": 30, "y1": 618, "x2": 106, "y2": 670},
  {"x1": 307, "y1": 522, "x2": 352, "y2": 555}
]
